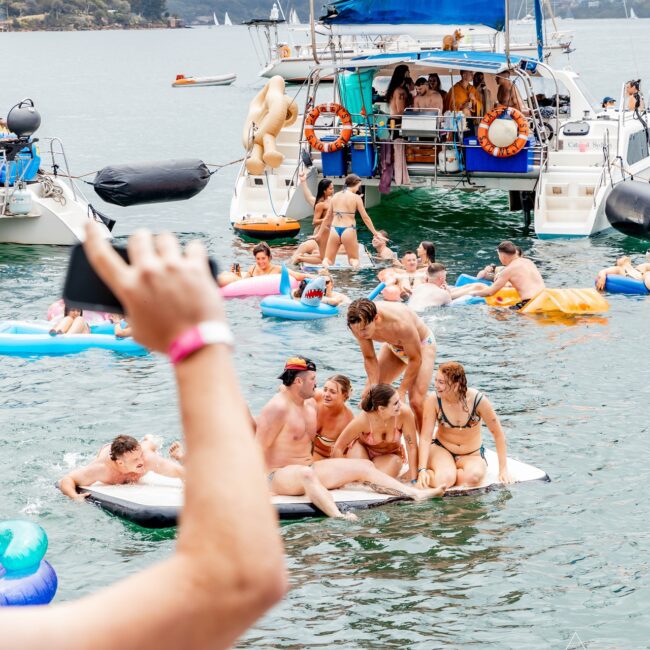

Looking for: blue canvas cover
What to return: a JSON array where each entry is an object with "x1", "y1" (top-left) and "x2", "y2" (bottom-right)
[{"x1": 322, "y1": 0, "x2": 506, "y2": 31}]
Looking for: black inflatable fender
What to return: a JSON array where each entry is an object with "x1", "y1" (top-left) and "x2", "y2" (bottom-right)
[{"x1": 605, "y1": 181, "x2": 650, "y2": 241}]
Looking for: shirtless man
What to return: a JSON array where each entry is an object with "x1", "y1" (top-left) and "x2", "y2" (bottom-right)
[
  {"x1": 496, "y1": 71, "x2": 529, "y2": 114},
  {"x1": 256, "y1": 356, "x2": 443, "y2": 519},
  {"x1": 596, "y1": 255, "x2": 650, "y2": 291},
  {"x1": 408, "y1": 263, "x2": 454, "y2": 310},
  {"x1": 347, "y1": 299, "x2": 436, "y2": 429},
  {"x1": 470, "y1": 241, "x2": 545, "y2": 309},
  {"x1": 413, "y1": 77, "x2": 443, "y2": 112},
  {"x1": 59, "y1": 434, "x2": 184, "y2": 502}
]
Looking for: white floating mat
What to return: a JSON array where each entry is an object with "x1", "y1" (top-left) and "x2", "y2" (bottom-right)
[
  {"x1": 79, "y1": 450, "x2": 548, "y2": 527},
  {"x1": 301, "y1": 244, "x2": 374, "y2": 271}
]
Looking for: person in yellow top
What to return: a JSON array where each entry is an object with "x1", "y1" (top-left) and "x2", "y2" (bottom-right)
[{"x1": 443, "y1": 70, "x2": 482, "y2": 119}]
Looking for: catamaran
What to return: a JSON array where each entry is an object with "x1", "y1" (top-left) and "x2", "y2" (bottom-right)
[{"x1": 231, "y1": 0, "x2": 650, "y2": 239}]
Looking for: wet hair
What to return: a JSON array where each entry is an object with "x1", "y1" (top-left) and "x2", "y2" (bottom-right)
[
  {"x1": 63, "y1": 303, "x2": 83, "y2": 317},
  {"x1": 345, "y1": 173, "x2": 362, "y2": 188},
  {"x1": 419, "y1": 241, "x2": 436, "y2": 264},
  {"x1": 326, "y1": 374, "x2": 352, "y2": 400},
  {"x1": 110, "y1": 435, "x2": 140, "y2": 461},
  {"x1": 402, "y1": 250, "x2": 417, "y2": 259},
  {"x1": 497, "y1": 240, "x2": 518, "y2": 255},
  {"x1": 415, "y1": 77, "x2": 428, "y2": 87},
  {"x1": 347, "y1": 298, "x2": 377, "y2": 327},
  {"x1": 253, "y1": 242, "x2": 272, "y2": 258},
  {"x1": 428, "y1": 73, "x2": 442, "y2": 90},
  {"x1": 438, "y1": 361, "x2": 468, "y2": 403},
  {"x1": 360, "y1": 383, "x2": 396, "y2": 412},
  {"x1": 386, "y1": 64, "x2": 410, "y2": 102},
  {"x1": 315, "y1": 178, "x2": 333, "y2": 204},
  {"x1": 278, "y1": 356, "x2": 317, "y2": 387},
  {"x1": 427, "y1": 262, "x2": 446, "y2": 278}
]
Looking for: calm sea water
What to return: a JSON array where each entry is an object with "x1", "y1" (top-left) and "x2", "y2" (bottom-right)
[{"x1": 1, "y1": 19, "x2": 650, "y2": 648}]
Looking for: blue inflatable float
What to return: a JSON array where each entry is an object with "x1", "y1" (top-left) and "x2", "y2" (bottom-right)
[
  {"x1": 451, "y1": 274, "x2": 489, "y2": 305},
  {"x1": 0, "y1": 520, "x2": 57, "y2": 606},
  {"x1": 0, "y1": 321, "x2": 147, "y2": 357},
  {"x1": 261, "y1": 271, "x2": 339, "y2": 320},
  {"x1": 601, "y1": 275, "x2": 650, "y2": 295}
]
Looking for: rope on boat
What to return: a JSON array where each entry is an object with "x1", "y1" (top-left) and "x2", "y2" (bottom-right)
[{"x1": 38, "y1": 174, "x2": 66, "y2": 205}]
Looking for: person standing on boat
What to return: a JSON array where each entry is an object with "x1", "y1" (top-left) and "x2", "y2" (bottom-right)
[
  {"x1": 428, "y1": 74, "x2": 447, "y2": 102},
  {"x1": 346, "y1": 298, "x2": 436, "y2": 430},
  {"x1": 625, "y1": 79, "x2": 645, "y2": 112},
  {"x1": 496, "y1": 71, "x2": 529, "y2": 115},
  {"x1": 413, "y1": 77, "x2": 443, "y2": 112},
  {"x1": 331, "y1": 383, "x2": 418, "y2": 482},
  {"x1": 256, "y1": 356, "x2": 443, "y2": 520},
  {"x1": 469, "y1": 241, "x2": 545, "y2": 309},
  {"x1": 386, "y1": 64, "x2": 412, "y2": 117},
  {"x1": 473, "y1": 72, "x2": 494, "y2": 116},
  {"x1": 322, "y1": 174, "x2": 387, "y2": 269},
  {"x1": 444, "y1": 70, "x2": 482, "y2": 120},
  {"x1": 417, "y1": 361, "x2": 512, "y2": 489}
]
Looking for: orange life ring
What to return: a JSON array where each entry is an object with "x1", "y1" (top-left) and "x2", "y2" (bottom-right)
[
  {"x1": 279, "y1": 45, "x2": 291, "y2": 59},
  {"x1": 304, "y1": 103, "x2": 353, "y2": 153},
  {"x1": 477, "y1": 105, "x2": 529, "y2": 158}
]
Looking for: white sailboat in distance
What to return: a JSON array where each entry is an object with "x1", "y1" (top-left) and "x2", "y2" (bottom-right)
[
  {"x1": 290, "y1": 8, "x2": 301, "y2": 24},
  {"x1": 224, "y1": 12, "x2": 232, "y2": 25},
  {"x1": 213, "y1": 11, "x2": 219, "y2": 25}
]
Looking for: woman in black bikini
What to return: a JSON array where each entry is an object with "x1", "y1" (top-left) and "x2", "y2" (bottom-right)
[{"x1": 417, "y1": 361, "x2": 512, "y2": 490}]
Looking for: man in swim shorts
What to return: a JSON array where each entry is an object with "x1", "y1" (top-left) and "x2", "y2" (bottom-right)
[
  {"x1": 59, "y1": 434, "x2": 184, "y2": 502},
  {"x1": 346, "y1": 299, "x2": 436, "y2": 429},
  {"x1": 470, "y1": 241, "x2": 545, "y2": 309},
  {"x1": 256, "y1": 356, "x2": 443, "y2": 519}
]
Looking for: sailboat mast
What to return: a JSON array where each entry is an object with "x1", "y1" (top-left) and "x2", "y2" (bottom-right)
[{"x1": 505, "y1": 0, "x2": 511, "y2": 63}]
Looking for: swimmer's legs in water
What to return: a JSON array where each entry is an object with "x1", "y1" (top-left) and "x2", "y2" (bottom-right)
[{"x1": 269, "y1": 465, "x2": 357, "y2": 520}]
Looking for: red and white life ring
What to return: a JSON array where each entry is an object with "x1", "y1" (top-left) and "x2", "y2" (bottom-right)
[
  {"x1": 304, "y1": 103, "x2": 353, "y2": 153},
  {"x1": 477, "y1": 106, "x2": 529, "y2": 158}
]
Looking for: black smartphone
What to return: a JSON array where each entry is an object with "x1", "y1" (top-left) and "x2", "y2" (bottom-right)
[{"x1": 62, "y1": 243, "x2": 219, "y2": 314}]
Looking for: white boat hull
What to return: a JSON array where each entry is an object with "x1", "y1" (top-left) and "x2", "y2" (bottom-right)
[{"x1": 172, "y1": 74, "x2": 236, "y2": 87}]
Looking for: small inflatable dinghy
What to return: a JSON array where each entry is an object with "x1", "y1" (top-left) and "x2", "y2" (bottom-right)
[
  {"x1": 76, "y1": 449, "x2": 549, "y2": 528},
  {"x1": 172, "y1": 73, "x2": 236, "y2": 87},
  {"x1": 301, "y1": 244, "x2": 374, "y2": 271}
]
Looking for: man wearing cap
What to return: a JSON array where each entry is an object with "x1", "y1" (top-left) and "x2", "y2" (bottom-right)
[
  {"x1": 602, "y1": 97, "x2": 616, "y2": 109},
  {"x1": 469, "y1": 241, "x2": 545, "y2": 309},
  {"x1": 256, "y1": 356, "x2": 444, "y2": 519}
]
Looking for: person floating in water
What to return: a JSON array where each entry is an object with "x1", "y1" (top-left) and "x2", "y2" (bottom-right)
[
  {"x1": 255, "y1": 356, "x2": 443, "y2": 519},
  {"x1": 469, "y1": 241, "x2": 545, "y2": 310},
  {"x1": 59, "y1": 434, "x2": 184, "y2": 502},
  {"x1": 595, "y1": 255, "x2": 650, "y2": 291},
  {"x1": 417, "y1": 362, "x2": 512, "y2": 490},
  {"x1": 347, "y1": 299, "x2": 436, "y2": 429},
  {"x1": 49, "y1": 304, "x2": 90, "y2": 336}
]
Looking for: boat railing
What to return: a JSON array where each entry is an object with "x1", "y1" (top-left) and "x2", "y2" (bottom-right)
[{"x1": 43, "y1": 137, "x2": 79, "y2": 202}]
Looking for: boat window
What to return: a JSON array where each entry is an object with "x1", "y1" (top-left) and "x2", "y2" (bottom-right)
[{"x1": 627, "y1": 130, "x2": 649, "y2": 165}]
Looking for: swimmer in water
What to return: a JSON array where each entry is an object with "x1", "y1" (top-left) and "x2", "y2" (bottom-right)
[
  {"x1": 417, "y1": 361, "x2": 512, "y2": 489},
  {"x1": 59, "y1": 434, "x2": 184, "y2": 502},
  {"x1": 49, "y1": 304, "x2": 90, "y2": 336},
  {"x1": 332, "y1": 384, "x2": 418, "y2": 481},
  {"x1": 595, "y1": 255, "x2": 650, "y2": 291},
  {"x1": 109, "y1": 314, "x2": 132, "y2": 338}
]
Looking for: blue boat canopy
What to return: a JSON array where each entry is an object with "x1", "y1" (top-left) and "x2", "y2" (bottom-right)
[{"x1": 322, "y1": 0, "x2": 506, "y2": 31}]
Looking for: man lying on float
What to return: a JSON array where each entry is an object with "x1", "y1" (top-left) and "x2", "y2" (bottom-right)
[
  {"x1": 255, "y1": 356, "x2": 443, "y2": 520},
  {"x1": 59, "y1": 435, "x2": 184, "y2": 502}
]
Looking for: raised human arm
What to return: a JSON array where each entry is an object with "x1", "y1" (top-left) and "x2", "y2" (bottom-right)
[
  {"x1": 299, "y1": 171, "x2": 316, "y2": 207},
  {"x1": 356, "y1": 195, "x2": 385, "y2": 239},
  {"x1": 330, "y1": 417, "x2": 364, "y2": 458},
  {"x1": 416, "y1": 395, "x2": 438, "y2": 488},
  {"x1": 477, "y1": 396, "x2": 512, "y2": 484},
  {"x1": 1, "y1": 222, "x2": 286, "y2": 650},
  {"x1": 59, "y1": 464, "x2": 105, "y2": 502}
]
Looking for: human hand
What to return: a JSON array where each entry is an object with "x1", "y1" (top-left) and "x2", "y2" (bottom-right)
[
  {"x1": 416, "y1": 469, "x2": 432, "y2": 489},
  {"x1": 74, "y1": 493, "x2": 90, "y2": 503},
  {"x1": 83, "y1": 222, "x2": 225, "y2": 354},
  {"x1": 595, "y1": 274, "x2": 606, "y2": 291},
  {"x1": 498, "y1": 468, "x2": 513, "y2": 485},
  {"x1": 299, "y1": 171, "x2": 306, "y2": 183}
]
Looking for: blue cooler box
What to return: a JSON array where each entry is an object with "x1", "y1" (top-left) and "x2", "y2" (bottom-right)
[
  {"x1": 350, "y1": 136, "x2": 375, "y2": 177},
  {"x1": 464, "y1": 137, "x2": 531, "y2": 173},
  {"x1": 321, "y1": 135, "x2": 346, "y2": 177}
]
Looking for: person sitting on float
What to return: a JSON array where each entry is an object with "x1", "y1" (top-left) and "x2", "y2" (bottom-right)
[
  {"x1": 417, "y1": 361, "x2": 513, "y2": 490},
  {"x1": 331, "y1": 383, "x2": 418, "y2": 482},
  {"x1": 49, "y1": 303, "x2": 90, "y2": 336},
  {"x1": 595, "y1": 255, "x2": 650, "y2": 291},
  {"x1": 109, "y1": 313, "x2": 132, "y2": 338},
  {"x1": 322, "y1": 174, "x2": 388, "y2": 270},
  {"x1": 222, "y1": 242, "x2": 305, "y2": 285},
  {"x1": 292, "y1": 272, "x2": 349, "y2": 307},
  {"x1": 311, "y1": 374, "x2": 357, "y2": 461},
  {"x1": 381, "y1": 250, "x2": 424, "y2": 300}
]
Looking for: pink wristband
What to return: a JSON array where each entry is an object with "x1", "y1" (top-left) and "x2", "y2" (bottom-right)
[{"x1": 168, "y1": 321, "x2": 234, "y2": 365}]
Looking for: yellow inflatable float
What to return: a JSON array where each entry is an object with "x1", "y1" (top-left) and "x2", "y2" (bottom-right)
[
  {"x1": 518, "y1": 288, "x2": 609, "y2": 315},
  {"x1": 243, "y1": 76, "x2": 299, "y2": 175}
]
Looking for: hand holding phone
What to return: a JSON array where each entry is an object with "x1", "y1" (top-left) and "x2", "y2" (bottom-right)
[{"x1": 65, "y1": 224, "x2": 223, "y2": 353}]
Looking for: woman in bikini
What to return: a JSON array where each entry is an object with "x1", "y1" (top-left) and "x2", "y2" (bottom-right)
[
  {"x1": 311, "y1": 375, "x2": 358, "y2": 461},
  {"x1": 291, "y1": 173, "x2": 336, "y2": 265},
  {"x1": 416, "y1": 241, "x2": 436, "y2": 269},
  {"x1": 595, "y1": 255, "x2": 650, "y2": 291},
  {"x1": 417, "y1": 361, "x2": 512, "y2": 490},
  {"x1": 331, "y1": 383, "x2": 418, "y2": 481},
  {"x1": 322, "y1": 174, "x2": 387, "y2": 269},
  {"x1": 221, "y1": 242, "x2": 305, "y2": 285}
]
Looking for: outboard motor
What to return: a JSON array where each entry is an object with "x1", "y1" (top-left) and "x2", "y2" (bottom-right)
[
  {"x1": 605, "y1": 181, "x2": 650, "y2": 241},
  {"x1": 6, "y1": 99, "x2": 41, "y2": 138}
]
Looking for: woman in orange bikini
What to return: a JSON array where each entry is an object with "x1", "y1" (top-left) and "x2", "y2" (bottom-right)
[
  {"x1": 417, "y1": 361, "x2": 512, "y2": 490},
  {"x1": 331, "y1": 383, "x2": 418, "y2": 481}
]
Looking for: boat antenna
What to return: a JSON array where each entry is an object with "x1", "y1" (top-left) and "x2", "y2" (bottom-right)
[
  {"x1": 505, "y1": 0, "x2": 511, "y2": 66},
  {"x1": 309, "y1": 0, "x2": 320, "y2": 64}
]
